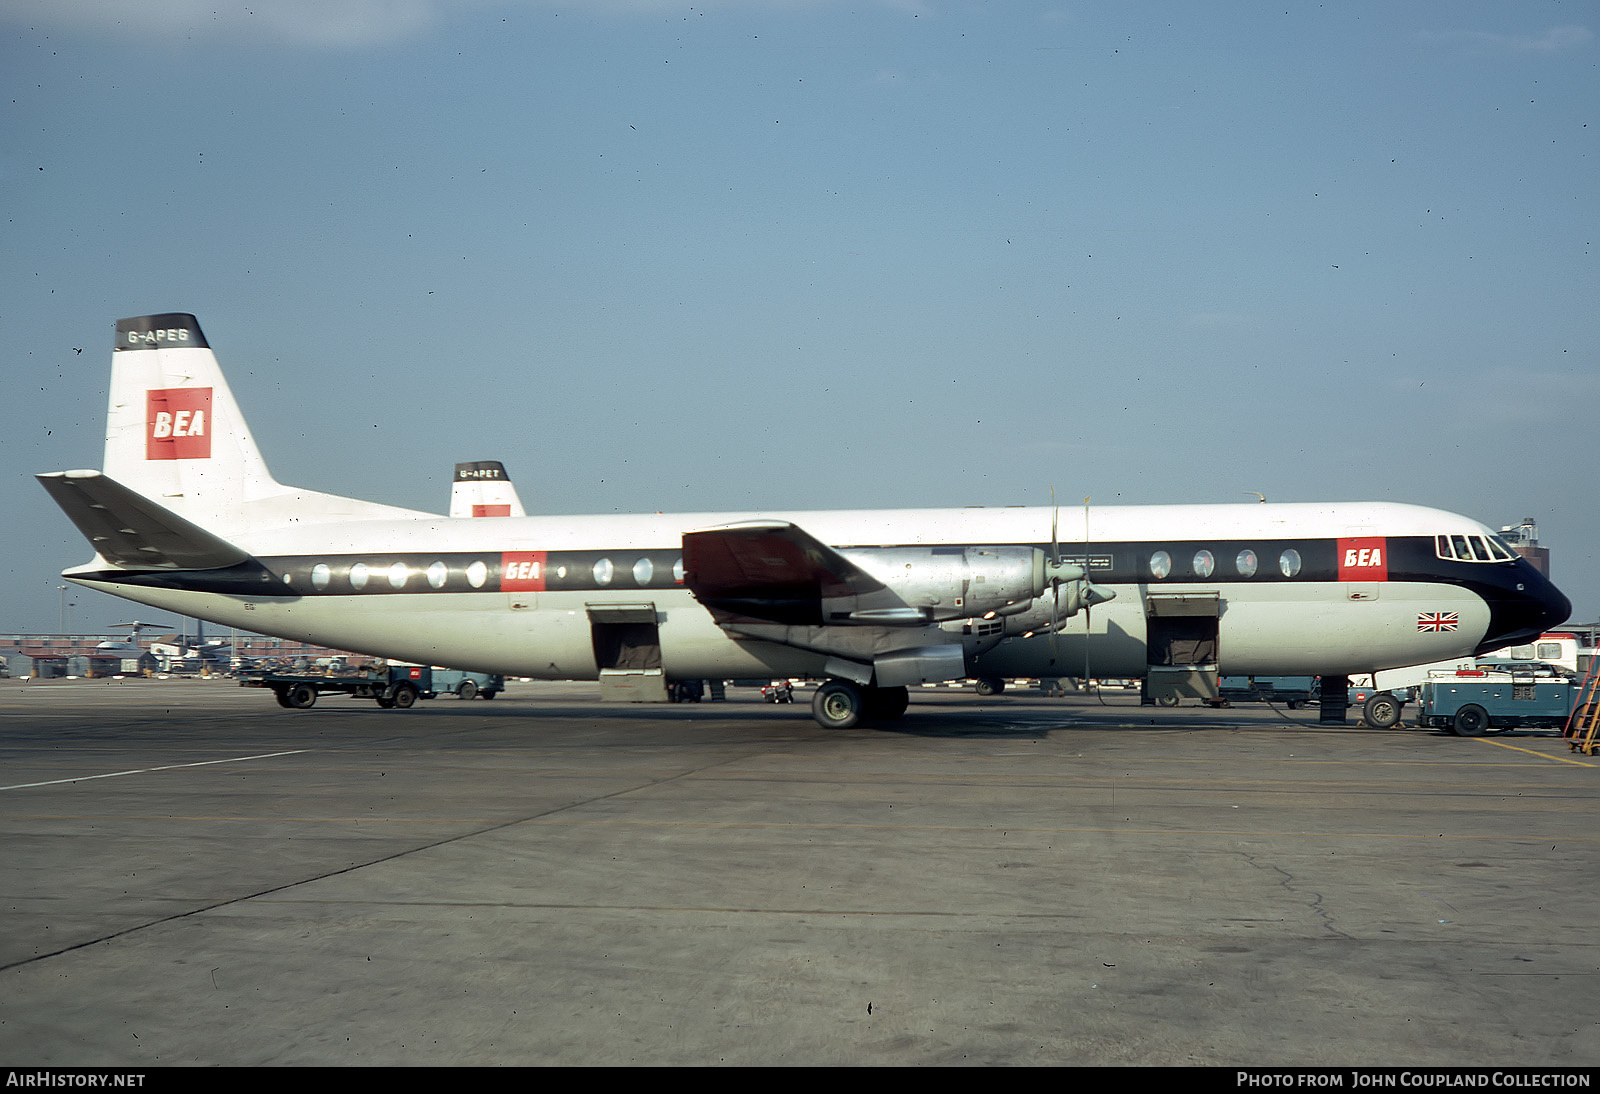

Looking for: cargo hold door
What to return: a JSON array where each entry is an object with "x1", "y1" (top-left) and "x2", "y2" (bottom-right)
[
  {"x1": 588, "y1": 603, "x2": 668, "y2": 702},
  {"x1": 1144, "y1": 593, "x2": 1222, "y2": 705}
]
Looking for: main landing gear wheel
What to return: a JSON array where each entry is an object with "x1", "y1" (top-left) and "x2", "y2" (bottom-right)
[
  {"x1": 1453, "y1": 704, "x2": 1490, "y2": 737},
  {"x1": 285, "y1": 683, "x2": 318, "y2": 709},
  {"x1": 1363, "y1": 693, "x2": 1403, "y2": 730},
  {"x1": 813, "y1": 680, "x2": 865, "y2": 729}
]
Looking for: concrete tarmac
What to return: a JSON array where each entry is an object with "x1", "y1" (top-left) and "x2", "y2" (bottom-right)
[{"x1": 0, "y1": 676, "x2": 1596, "y2": 1067}]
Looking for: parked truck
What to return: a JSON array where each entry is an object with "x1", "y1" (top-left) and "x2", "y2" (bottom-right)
[
  {"x1": 241, "y1": 662, "x2": 439, "y2": 709},
  {"x1": 1415, "y1": 665, "x2": 1579, "y2": 736},
  {"x1": 430, "y1": 668, "x2": 504, "y2": 700},
  {"x1": 1350, "y1": 631, "x2": 1586, "y2": 728}
]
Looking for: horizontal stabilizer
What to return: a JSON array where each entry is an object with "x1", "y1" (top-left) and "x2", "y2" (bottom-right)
[{"x1": 37, "y1": 470, "x2": 252, "y2": 570}]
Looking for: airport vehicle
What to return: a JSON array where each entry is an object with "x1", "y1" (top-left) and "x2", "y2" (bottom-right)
[
  {"x1": 431, "y1": 667, "x2": 504, "y2": 699},
  {"x1": 762, "y1": 680, "x2": 795, "y2": 703},
  {"x1": 1484, "y1": 632, "x2": 1586, "y2": 676},
  {"x1": 1415, "y1": 666, "x2": 1579, "y2": 736},
  {"x1": 38, "y1": 314, "x2": 1571, "y2": 730},
  {"x1": 1349, "y1": 634, "x2": 1583, "y2": 728},
  {"x1": 1216, "y1": 675, "x2": 1314, "y2": 709},
  {"x1": 241, "y1": 663, "x2": 438, "y2": 709}
]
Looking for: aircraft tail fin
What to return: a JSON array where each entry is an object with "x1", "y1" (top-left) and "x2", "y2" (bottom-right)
[
  {"x1": 449, "y1": 461, "x2": 527, "y2": 518},
  {"x1": 104, "y1": 314, "x2": 433, "y2": 535}
]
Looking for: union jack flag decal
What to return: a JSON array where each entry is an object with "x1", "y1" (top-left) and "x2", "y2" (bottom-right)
[{"x1": 1417, "y1": 612, "x2": 1460, "y2": 632}]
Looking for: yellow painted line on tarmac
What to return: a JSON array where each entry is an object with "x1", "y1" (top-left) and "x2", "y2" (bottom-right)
[{"x1": 1469, "y1": 737, "x2": 1597, "y2": 766}]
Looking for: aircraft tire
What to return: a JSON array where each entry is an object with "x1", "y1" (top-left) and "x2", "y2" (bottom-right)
[
  {"x1": 864, "y1": 685, "x2": 909, "y2": 721},
  {"x1": 286, "y1": 683, "x2": 318, "y2": 709},
  {"x1": 1363, "y1": 693, "x2": 1403, "y2": 729},
  {"x1": 390, "y1": 683, "x2": 419, "y2": 709},
  {"x1": 457, "y1": 680, "x2": 479, "y2": 701},
  {"x1": 813, "y1": 680, "x2": 864, "y2": 729},
  {"x1": 1453, "y1": 704, "x2": 1490, "y2": 737}
]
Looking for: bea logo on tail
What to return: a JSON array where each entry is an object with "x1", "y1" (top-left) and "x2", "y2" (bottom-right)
[{"x1": 146, "y1": 387, "x2": 212, "y2": 460}]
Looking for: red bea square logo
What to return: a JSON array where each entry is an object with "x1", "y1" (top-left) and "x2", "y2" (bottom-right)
[
  {"x1": 501, "y1": 551, "x2": 546, "y2": 591},
  {"x1": 146, "y1": 388, "x2": 213, "y2": 461},
  {"x1": 1337, "y1": 537, "x2": 1388, "y2": 581}
]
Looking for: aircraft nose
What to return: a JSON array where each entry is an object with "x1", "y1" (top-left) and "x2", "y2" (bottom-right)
[{"x1": 1475, "y1": 568, "x2": 1572, "y2": 655}]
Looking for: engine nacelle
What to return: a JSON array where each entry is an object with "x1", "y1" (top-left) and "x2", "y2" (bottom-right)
[{"x1": 835, "y1": 546, "x2": 1045, "y2": 623}]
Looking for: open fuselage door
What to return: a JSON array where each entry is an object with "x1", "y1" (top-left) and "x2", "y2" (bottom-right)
[
  {"x1": 1144, "y1": 593, "x2": 1222, "y2": 705},
  {"x1": 588, "y1": 603, "x2": 667, "y2": 702}
]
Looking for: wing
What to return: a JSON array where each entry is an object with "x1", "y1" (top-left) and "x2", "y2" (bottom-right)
[{"x1": 682, "y1": 521, "x2": 887, "y2": 625}]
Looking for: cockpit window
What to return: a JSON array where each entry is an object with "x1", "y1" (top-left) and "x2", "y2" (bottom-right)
[{"x1": 1437, "y1": 533, "x2": 1516, "y2": 563}]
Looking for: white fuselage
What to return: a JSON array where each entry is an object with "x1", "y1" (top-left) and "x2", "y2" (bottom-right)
[{"x1": 66, "y1": 500, "x2": 1545, "y2": 681}]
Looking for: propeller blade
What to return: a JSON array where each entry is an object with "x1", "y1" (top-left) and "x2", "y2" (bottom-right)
[
  {"x1": 1083, "y1": 496, "x2": 1092, "y2": 688},
  {"x1": 1049, "y1": 487, "x2": 1061, "y2": 656}
]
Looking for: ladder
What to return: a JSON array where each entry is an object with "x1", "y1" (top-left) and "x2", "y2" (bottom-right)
[{"x1": 1564, "y1": 661, "x2": 1600, "y2": 755}]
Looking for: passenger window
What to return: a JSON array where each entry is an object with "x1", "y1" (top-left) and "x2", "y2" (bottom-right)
[
  {"x1": 1149, "y1": 550, "x2": 1172, "y2": 580},
  {"x1": 1279, "y1": 549, "x2": 1302, "y2": 578}
]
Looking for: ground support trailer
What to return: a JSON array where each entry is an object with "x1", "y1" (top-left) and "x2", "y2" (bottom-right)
[
  {"x1": 240, "y1": 664, "x2": 437, "y2": 710},
  {"x1": 1215, "y1": 675, "x2": 1314, "y2": 709}
]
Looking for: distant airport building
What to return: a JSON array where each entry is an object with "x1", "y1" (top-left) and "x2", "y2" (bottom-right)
[
  {"x1": 0, "y1": 634, "x2": 368, "y2": 679},
  {"x1": 1500, "y1": 518, "x2": 1550, "y2": 577}
]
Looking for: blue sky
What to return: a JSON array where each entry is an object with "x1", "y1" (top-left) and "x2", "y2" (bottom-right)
[{"x1": 3, "y1": 1, "x2": 1596, "y2": 635}]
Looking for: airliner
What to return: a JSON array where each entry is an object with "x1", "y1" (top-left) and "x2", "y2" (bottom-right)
[{"x1": 38, "y1": 314, "x2": 1570, "y2": 728}]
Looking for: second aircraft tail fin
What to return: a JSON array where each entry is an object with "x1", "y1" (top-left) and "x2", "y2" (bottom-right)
[{"x1": 449, "y1": 461, "x2": 527, "y2": 518}]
